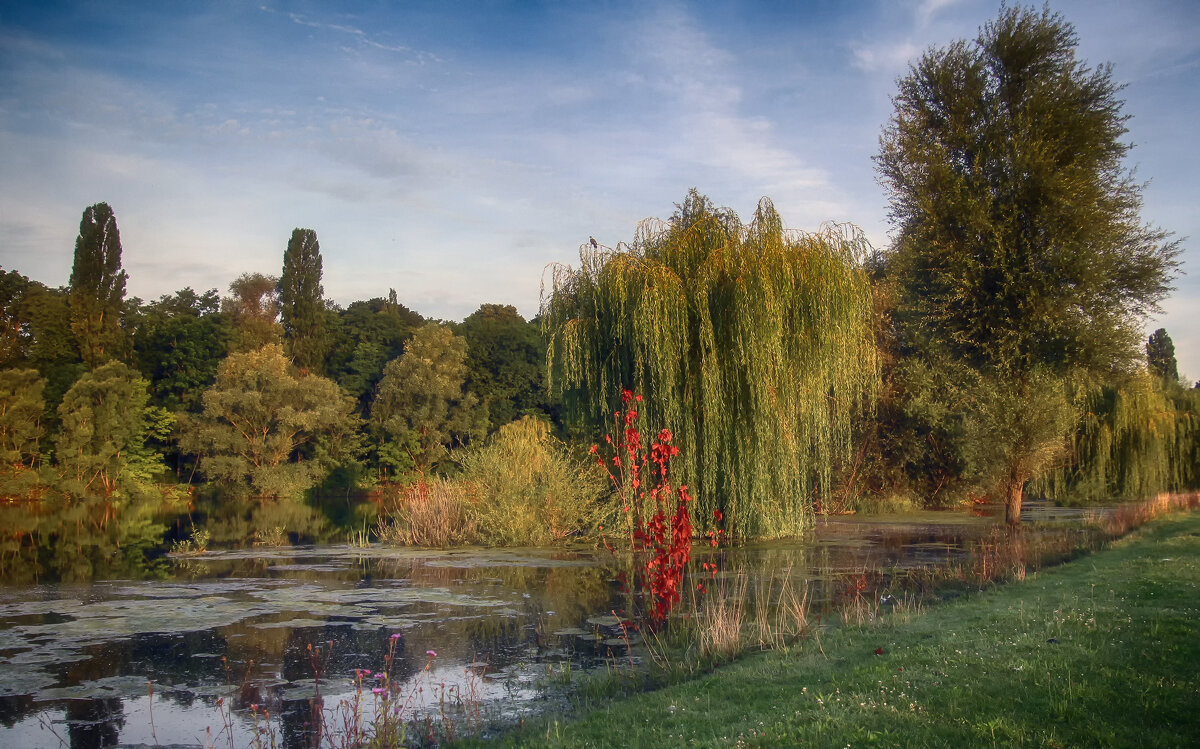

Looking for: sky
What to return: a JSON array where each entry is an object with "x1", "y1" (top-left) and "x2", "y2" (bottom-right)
[{"x1": 1, "y1": 0, "x2": 1198, "y2": 379}]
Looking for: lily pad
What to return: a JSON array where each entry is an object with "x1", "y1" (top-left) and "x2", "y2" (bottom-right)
[{"x1": 0, "y1": 668, "x2": 58, "y2": 697}]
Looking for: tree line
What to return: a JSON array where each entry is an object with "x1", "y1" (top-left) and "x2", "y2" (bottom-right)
[{"x1": 1, "y1": 5, "x2": 1197, "y2": 558}]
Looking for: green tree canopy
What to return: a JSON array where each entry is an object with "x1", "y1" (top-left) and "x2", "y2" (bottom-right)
[
  {"x1": 326, "y1": 290, "x2": 423, "y2": 410},
  {"x1": 68, "y1": 203, "x2": 128, "y2": 368},
  {"x1": 279, "y1": 228, "x2": 330, "y2": 372},
  {"x1": 129, "y1": 289, "x2": 230, "y2": 412},
  {"x1": 55, "y1": 361, "x2": 157, "y2": 494},
  {"x1": 878, "y1": 7, "x2": 1177, "y2": 376},
  {"x1": 1146, "y1": 328, "x2": 1179, "y2": 385},
  {"x1": 1037, "y1": 373, "x2": 1199, "y2": 502},
  {"x1": 371, "y1": 323, "x2": 485, "y2": 476},
  {"x1": 0, "y1": 268, "x2": 32, "y2": 366},
  {"x1": 543, "y1": 190, "x2": 879, "y2": 538},
  {"x1": 222, "y1": 272, "x2": 282, "y2": 352},
  {"x1": 178, "y1": 344, "x2": 359, "y2": 499},
  {"x1": 457, "y1": 303, "x2": 548, "y2": 430},
  {"x1": 0, "y1": 368, "x2": 46, "y2": 472},
  {"x1": 876, "y1": 6, "x2": 1179, "y2": 522}
]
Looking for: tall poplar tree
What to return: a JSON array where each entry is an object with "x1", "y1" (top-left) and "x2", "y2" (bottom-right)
[
  {"x1": 876, "y1": 6, "x2": 1179, "y2": 523},
  {"x1": 69, "y1": 203, "x2": 128, "y2": 368},
  {"x1": 279, "y1": 228, "x2": 329, "y2": 372},
  {"x1": 1146, "y1": 328, "x2": 1179, "y2": 384}
]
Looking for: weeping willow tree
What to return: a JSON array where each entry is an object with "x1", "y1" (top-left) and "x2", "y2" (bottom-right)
[
  {"x1": 1037, "y1": 374, "x2": 1200, "y2": 502},
  {"x1": 542, "y1": 191, "x2": 878, "y2": 538}
]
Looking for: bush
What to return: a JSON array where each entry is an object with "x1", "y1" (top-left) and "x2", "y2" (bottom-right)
[{"x1": 462, "y1": 417, "x2": 609, "y2": 545}]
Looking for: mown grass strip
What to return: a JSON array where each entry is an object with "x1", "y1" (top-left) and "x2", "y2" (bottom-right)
[{"x1": 489, "y1": 512, "x2": 1200, "y2": 747}]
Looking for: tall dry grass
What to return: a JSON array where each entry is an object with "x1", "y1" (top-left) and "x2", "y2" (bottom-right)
[
  {"x1": 685, "y1": 571, "x2": 813, "y2": 661},
  {"x1": 375, "y1": 479, "x2": 478, "y2": 547},
  {"x1": 1103, "y1": 491, "x2": 1200, "y2": 536},
  {"x1": 698, "y1": 574, "x2": 748, "y2": 660},
  {"x1": 752, "y1": 569, "x2": 810, "y2": 649},
  {"x1": 946, "y1": 491, "x2": 1200, "y2": 588}
]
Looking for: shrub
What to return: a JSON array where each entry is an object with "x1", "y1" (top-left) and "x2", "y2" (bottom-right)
[{"x1": 462, "y1": 416, "x2": 609, "y2": 545}]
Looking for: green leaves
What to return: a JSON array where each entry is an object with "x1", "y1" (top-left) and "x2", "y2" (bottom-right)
[
  {"x1": 68, "y1": 203, "x2": 128, "y2": 369},
  {"x1": 179, "y1": 344, "x2": 360, "y2": 498},
  {"x1": 371, "y1": 324, "x2": 485, "y2": 476},
  {"x1": 458, "y1": 303, "x2": 548, "y2": 430},
  {"x1": 876, "y1": 7, "x2": 1182, "y2": 520},
  {"x1": 1146, "y1": 329, "x2": 1179, "y2": 385},
  {"x1": 55, "y1": 361, "x2": 154, "y2": 494},
  {"x1": 878, "y1": 6, "x2": 1177, "y2": 377},
  {"x1": 0, "y1": 368, "x2": 46, "y2": 471},
  {"x1": 279, "y1": 228, "x2": 329, "y2": 372},
  {"x1": 544, "y1": 191, "x2": 878, "y2": 538}
]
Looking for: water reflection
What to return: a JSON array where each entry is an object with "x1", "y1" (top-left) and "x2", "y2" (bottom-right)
[{"x1": 0, "y1": 502, "x2": 1107, "y2": 748}]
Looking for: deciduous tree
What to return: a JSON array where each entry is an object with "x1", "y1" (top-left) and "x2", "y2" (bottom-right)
[
  {"x1": 326, "y1": 290, "x2": 422, "y2": 411},
  {"x1": 0, "y1": 368, "x2": 45, "y2": 472},
  {"x1": 222, "y1": 273, "x2": 281, "y2": 352},
  {"x1": 55, "y1": 361, "x2": 156, "y2": 495},
  {"x1": 371, "y1": 324, "x2": 485, "y2": 476},
  {"x1": 179, "y1": 344, "x2": 359, "y2": 498},
  {"x1": 543, "y1": 191, "x2": 878, "y2": 537},
  {"x1": 876, "y1": 6, "x2": 1179, "y2": 523},
  {"x1": 457, "y1": 303, "x2": 548, "y2": 430},
  {"x1": 131, "y1": 288, "x2": 230, "y2": 411}
]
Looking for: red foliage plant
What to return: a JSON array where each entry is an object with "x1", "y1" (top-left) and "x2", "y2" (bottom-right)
[{"x1": 593, "y1": 389, "x2": 701, "y2": 626}]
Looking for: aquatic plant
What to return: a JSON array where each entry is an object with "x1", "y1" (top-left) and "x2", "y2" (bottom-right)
[
  {"x1": 170, "y1": 527, "x2": 210, "y2": 555},
  {"x1": 594, "y1": 390, "x2": 695, "y2": 627},
  {"x1": 375, "y1": 479, "x2": 478, "y2": 547}
]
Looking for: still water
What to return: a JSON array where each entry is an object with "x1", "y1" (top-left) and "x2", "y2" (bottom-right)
[{"x1": 0, "y1": 503, "x2": 1092, "y2": 748}]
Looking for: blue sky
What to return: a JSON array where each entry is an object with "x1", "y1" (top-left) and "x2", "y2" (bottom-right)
[{"x1": 1, "y1": 0, "x2": 1198, "y2": 379}]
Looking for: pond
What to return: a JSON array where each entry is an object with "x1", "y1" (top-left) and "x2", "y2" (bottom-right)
[{"x1": 0, "y1": 502, "x2": 1102, "y2": 748}]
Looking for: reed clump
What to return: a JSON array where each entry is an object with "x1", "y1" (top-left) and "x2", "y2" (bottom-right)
[
  {"x1": 1103, "y1": 491, "x2": 1199, "y2": 536},
  {"x1": 375, "y1": 479, "x2": 478, "y2": 547}
]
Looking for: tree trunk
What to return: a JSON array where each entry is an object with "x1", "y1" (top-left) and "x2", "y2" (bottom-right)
[{"x1": 1004, "y1": 477, "x2": 1024, "y2": 525}]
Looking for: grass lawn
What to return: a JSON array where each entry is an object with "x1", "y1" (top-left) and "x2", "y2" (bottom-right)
[{"x1": 486, "y1": 511, "x2": 1200, "y2": 747}]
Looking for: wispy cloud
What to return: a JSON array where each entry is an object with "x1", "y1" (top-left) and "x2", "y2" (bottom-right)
[
  {"x1": 850, "y1": 41, "x2": 923, "y2": 74},
  {"x1": 0, "y1": 0, "x2": 1195, "y2": 373},
  {"x1": 278, "y1": 8, "x2": 442, "y2": 64},
  {"x1": 620, "y1": 5, "x2": 841, "y2": 222},
  {"x1": 916, "y1": 0, "x2": 964, "y2": 28}
]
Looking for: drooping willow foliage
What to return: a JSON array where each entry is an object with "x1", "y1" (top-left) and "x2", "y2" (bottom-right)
[
  {"x1": 1036, "y1": 375, "x2": 1200, "y2": 502},
  {"x1": 542, "y1": 191, "x2": 878, "y2": 538}
]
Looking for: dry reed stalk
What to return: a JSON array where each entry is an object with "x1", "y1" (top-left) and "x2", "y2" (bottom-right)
[
  {"x1": 776, "y1": 572, "x2": 811, "y2": 640},
  {"x1": 377, "y1": 479, "x2": 478, "y2": 546},
  {"x1": 699, "y1": 573, "x2": 748, "y2": 659},
  {"x1": 1103, "y1": 492, "x2": 1199, "y2": 537},
  {"x1": 750, "y1": 570, "x2": 811, "y2": 649}
]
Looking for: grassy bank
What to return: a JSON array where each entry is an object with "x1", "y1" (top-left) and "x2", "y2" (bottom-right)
[{"x1": 490, "y1": 511, "x2": 1200, "y2": 747}]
